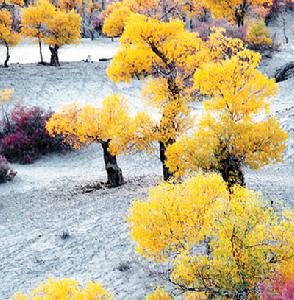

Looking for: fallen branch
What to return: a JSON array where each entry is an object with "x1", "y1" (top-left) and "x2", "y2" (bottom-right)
[
  {"x1": 99, "y1": 57, "x2": 112, "y2": 62},
  {"x1": 275, "y1": 61, "x2": 294, "y2": 83}
]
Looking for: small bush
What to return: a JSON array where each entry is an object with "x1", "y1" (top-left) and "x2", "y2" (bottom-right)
[
  {"x1": 246, "y1": 19, "x2": 272, "y2": 50},
  {"x1": 11, "y1": 278, "x2": 113, "y2": 299},
  {"x1": 0, "y1": 106, "x2": 70, "y2": 164},
  {"x1": 0, "y1": 155, "x2": 16, "y2": 183}
]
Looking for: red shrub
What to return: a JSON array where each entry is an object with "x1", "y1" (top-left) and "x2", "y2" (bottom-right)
[{"x1": 0, "y1": 106, "x2": 70, "y2": 164}]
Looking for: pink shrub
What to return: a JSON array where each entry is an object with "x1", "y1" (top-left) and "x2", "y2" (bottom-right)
[
  {"x1": 260, "y1": 279, "x2": 294, "y2": 300},
  {"x1": 0, "y1": 106, "x2": 70, "y2": 164}
]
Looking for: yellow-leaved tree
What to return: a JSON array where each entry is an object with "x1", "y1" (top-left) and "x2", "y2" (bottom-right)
[
  {"x1": 11, "y1": 278, "x2": 113, "y2": 299},
  {"x1": 57, "y1": 0, "x2": 99, "y2": 39},
  {"x1": 128, "y1": 173, "x2": 294, "y2": 299},
  {"x1": 101, "y1": 1, "x2": 133, "y2": 37},
  {"x1": 21, "y1": 0, "x2": 56, "y2": 64},
  {"x1": 44, "y1": 8, "x2": 81, "y2": 66},
  {"x1": 108, "y1": 14, "x2": 247, "y2": 180},
  {"x1": 46, "y1": 94, "x2": 147, "y2": 187},
  {"x1": 205, "y1": 0, "x2": 273, "y2": 26},
  {"x1": 166, "y1": 50, "x2": 287, "y2": 187},
  {"x1": 0, "y1": 9, "x2": 21, "y2": 67},
  {"x1": 102, "y1": 0, "x2": 206, "y2": 38}
]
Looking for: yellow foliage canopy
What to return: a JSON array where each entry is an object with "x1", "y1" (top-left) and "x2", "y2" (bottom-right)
[
  {"x1": 102, "y1": 0, "x2": 206, "y2": 37},
  {"x1": 0, "y1": 9, "x2": 21, "y2": 47},
  {"x1": 129, "y1": 173, "x2": 229, "y2": 261},
  {"x1": 44, "y1": 9, "x2": 81, "y2": 47},
  {"x1": 194, "y1": 49, "x2": 277, "y2": 116},
  {"x1": 108, "y1": 18, "x2": 243, "y2": 88},
  {"x1": 102, "y1": 2, "x2": 133, "y2": 37},
  {"x1": 108, "y1": 16, "x2": 247, "y2": 146},
  {"x1": 205, "y1": 0, "x2": 273, "y2": 25},
  {"x1": 171, "y1": 187, "x2": 293, "y2": 297},
  {"x1": 146, "y1": 288, "x2": 173, "y2": 300},
  {"x1": 46, "y1": 94, "x2": 150, "y2": 155},
  {"x1": 11, "y1": 278, "x2": 113, "y2": 300},
  {"x1": 246, "y1": 19, "x2": 272, "y2": 46},
  {"x1": 129, "y1": 173, "x2": 294, "y2": 298},
  {"x1": 166, "y1": 50, "x2": 287, "y2": 179},
  {"x1": 21, "y1": 0, "x2": 56, "y2": 41}
]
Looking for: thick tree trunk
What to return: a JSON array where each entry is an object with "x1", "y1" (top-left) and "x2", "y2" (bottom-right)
[
  {"x1": 101, "y1": 140, "x2": 124, "y2": 187},
  {"x1": 219, "y1": 155, "x2": 245, "y2": 189},
  {"x1": 49, "y1": 45, "x2": 60, "y2": 66},
  {"x1": 38, "y1": 38, "x2": 44, "y2": 64},
  {"x1": 4, "y1": 43, "x2": 10, "y2": 68},
  {"x1": 160, "y1": 140, "x2": 174, "y2": 181}
]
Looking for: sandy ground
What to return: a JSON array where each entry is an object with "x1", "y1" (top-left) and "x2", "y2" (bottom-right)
[
  {"x1": 0, "y1": 13, "x2": 294, "y2": 300},
  {"x1": 0, "y1": 38, "x2": 119, "y2": 65}
]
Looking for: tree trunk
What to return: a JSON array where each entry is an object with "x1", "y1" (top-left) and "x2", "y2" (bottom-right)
[
  {"x1": 160, "y1": 140, "x2": 174, "y2": 181},
  {"x1": 4, "y1": 43, "x2": 10, "y2": 68},
  {"x1": 235, "y1": 10, "x2": 245, "y2": 27},
  {"x1": 38, "y1": 38, "x2": 44, "y2": 64},
  {"x1": 159, "y1": 74, "x2": 179, "y2": 181},
  {"x1": 49, "y1": 45, "x2": 60, "y2": 66},
  {"x1": 101, "y1": 140, "x2": 124, "y2": 187},
  {"x1": 219, "y1": 155, "x2": 245, "y2": 189},
  {"x1": 282, "y1": 7, "x2": 288, "y2": 44},
  {"x1": 90, "y1": 29, "x2": 94, "y2": 41},
  {"x1": 235, "y1": 0, "x2": 247, "y2": 27}
]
